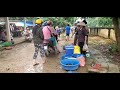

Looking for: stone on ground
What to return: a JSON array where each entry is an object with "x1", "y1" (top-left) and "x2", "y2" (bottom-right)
[
  {"x1": 88, "y1": 66, "x2": 108, "y2": 73},
  {"x1": 107, "y1": 63, "x2": 119, "y2": 73}
]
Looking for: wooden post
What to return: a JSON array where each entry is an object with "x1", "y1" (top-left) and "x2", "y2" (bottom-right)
[
  {"x1": 33, "y1": 17, "x2": 35, "y2": 26},
  {"x1": 5, "y1": 17, "x2": 11, "y2": 42},
  {"x1": 108, "y1": 29, "x2": 111, "y2": 39},
  {"x1": 97, "y1": 28, "x2": 98, "y2": 36},
  {"x1": 94, "y1": 28, "x2": 95, "y2": 36},
  {"x1": 24, "y1": 17, "x2": 26, "y2": 31},
  {"x1": 89, "y1": 28, "x2": 91, "y2": 35}
]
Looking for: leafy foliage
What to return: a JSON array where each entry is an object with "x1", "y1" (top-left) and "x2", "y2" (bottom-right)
[
  {"x1": 9, "y1": 17, "x2": 78, "y2": 27},
  {"x1": 87, "y1": 17, "x2": 113, "y2": 27},
  {"x1": 9, "y1": 17, "x2": 114, "y2": 27},
  {"x1": 108, "y1": 43, "x2": 119, "y2": 53}
]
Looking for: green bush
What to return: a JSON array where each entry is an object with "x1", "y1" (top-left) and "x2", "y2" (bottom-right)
[
  {"x1": 108, "y1": 43, "x2": 119, "y2": 53},
  {"x1": 0, "y1": 45, "x2": 2, "y2": 48},
  {"x1": 1, "y1": 42, "x2": 13, "y2": 47}
]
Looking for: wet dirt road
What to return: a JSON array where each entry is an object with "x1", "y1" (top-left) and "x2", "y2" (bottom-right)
[
  {"x1": 0, "y1": 36, "x2": 119, "y2": 73},
  {"x1": 0, "y1": 42, "x2": 63, "y2": 73},
  {"x1": 0, "y1": 38, "x2": 88, "y2": 73}
]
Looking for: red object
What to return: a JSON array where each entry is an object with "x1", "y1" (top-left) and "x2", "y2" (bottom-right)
[
  {"x1": 5, "y1": 46, "x2": 12, "y2": 50},
  {"x1": 92, "y1": 64, "x2": 101, "y2": 69}
]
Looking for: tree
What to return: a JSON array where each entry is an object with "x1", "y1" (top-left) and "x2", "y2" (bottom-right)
[
  {"x1": 112, "y1": 17, "x2": 120, "y2": 52},
  {"x1": 87, "y1": 17, "x2": 120, "y2": 52},
  {"x1": 86, "y1": 17, "x2": 112, "y2": 27}
]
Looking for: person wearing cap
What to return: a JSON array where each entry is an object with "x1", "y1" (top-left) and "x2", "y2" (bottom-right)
[
  {"x1": 56, "y1": 26, "x2": 61, "y2": 38},
  {"x1": 32, "y1": 18, "x2": 46, "y2": 66},
  {"x1": 77, "y1": 22, "x2": 88, "y2": 55}
]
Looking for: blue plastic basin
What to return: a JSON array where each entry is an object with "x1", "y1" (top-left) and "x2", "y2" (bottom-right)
[
  {"x1": 72, "y1": 54, "x2": 84, "y2": 58},
  {"x1": 65, "y1": 45, "x2": 74, "y2": 55},
  {"x1": 61, "y1": 54, "x2": 73, "y2": 60},
  {"x1": 60, "y1": 59, "x2": 80, "y2": 71}
]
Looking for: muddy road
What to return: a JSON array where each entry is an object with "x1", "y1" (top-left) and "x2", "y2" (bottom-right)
[{"x1": 0, "y1": 36, "x2": 119, "y2": 73}]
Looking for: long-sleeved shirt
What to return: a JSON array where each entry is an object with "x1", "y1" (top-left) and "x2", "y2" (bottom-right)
[
  {"x1": 78, "y1": 27, "x2": 88, "y2": 42},
  {"x1": 32, "y1": 25, "x2": 44, "y2": 44}
]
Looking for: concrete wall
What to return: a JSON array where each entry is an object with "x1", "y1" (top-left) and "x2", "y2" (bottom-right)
[
  {"x1": 98, "y1": 29, "x2": 109, "y2": 38},
  {"x1": 110, "y1": 29, "x2": 116, "y2": 41},
  {"x1": 89, "y1": 28, "x2": 116, "y2": 41},
  {"x1": 89, "y1": 29, "x2": 98, "y2": 36}
]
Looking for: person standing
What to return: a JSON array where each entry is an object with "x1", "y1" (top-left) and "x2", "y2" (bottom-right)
[
  {"x1": 54, "y1": 26, "x2": 59, "y2": 42},
  {"x1": 57, "y1": 27, "x2": 61, "y2": 38},
  {"x1": 65, "y1": 24, "x2": 71, "y2": 41},
  {"x1": 77, "y1": 22, "x2": 88, "y2": 55},
  {"x1": 71, "y1": 22, "x2": 79, "y2": 45},
  {"x1": 32, "y1": 19, "x2": 46, "y2": 66}
]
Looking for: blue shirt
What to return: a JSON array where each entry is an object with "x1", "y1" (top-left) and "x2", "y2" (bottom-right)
[{"x1": 65, "y1": 26, "x2": 70, "y2": 34}]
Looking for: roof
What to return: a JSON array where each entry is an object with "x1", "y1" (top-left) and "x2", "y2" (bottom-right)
[
  {"x1": 15, "y1": 21, "x2": 35, "y2": 27},
  {"x1": 0, "y1": 21, "x2": 35, "y2": 27}
]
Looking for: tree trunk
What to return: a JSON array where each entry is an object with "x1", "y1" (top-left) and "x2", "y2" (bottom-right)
[
  {"x1": 5, "y1": 17, "x2": 11, "y2": 42},
  {"x1": 112, "y1": 17, "x2": 120, "y2": 52}
]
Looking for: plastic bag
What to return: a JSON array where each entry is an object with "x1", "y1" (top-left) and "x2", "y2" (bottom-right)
[
  {"x1": 2, "y1": 42, "x2": 12, "y2": 47},
  {"x1": 74, "y1": 46, "x2": 81, "y2": 54},
  {"x1": 76, "y1": 55, "x2": 85, "y2": 67},
  {"x1": 83, "y1": 44, "x2": 88, "y2": 51}
]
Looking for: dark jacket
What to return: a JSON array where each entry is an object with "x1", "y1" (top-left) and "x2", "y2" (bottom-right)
[
  {"x1": 32, "y1": 25, "x2": 44, "y2": 44},
  {"x1": 78, "y1": 27, "x2": 88, "y2": 42}
]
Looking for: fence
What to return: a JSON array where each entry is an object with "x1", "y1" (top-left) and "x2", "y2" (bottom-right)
[{"x1": 89, "y1": 27, "x2": 116, "y2": 41}]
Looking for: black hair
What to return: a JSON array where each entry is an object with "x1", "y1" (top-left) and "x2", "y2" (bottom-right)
[{"x1": 67, "y1": 24, "x2": 69, "y2": 26}]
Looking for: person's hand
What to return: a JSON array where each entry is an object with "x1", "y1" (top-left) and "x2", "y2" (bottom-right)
[
  {"x1": 71, "y1": 34, "x2": 74, "y2": 38},
  {"x1": 84, "y1": 41, "x2": 87, "y2": 45},
  {"x1": 77, "y1": 43, "x2": 79, "y2": 46}
]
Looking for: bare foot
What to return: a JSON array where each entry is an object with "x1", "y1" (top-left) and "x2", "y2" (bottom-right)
[
  {"x1": 33, "y1": 62, "x2": 39, "y2": 66},
  {"x1": 33, "y1": 59, "x2": 39, "y2": 66},
  {"x1": 42, "y1": 57, "x2": 46, "y2": 64},
  {"x1": 42, "y1": 60, "x2": 46, "y2": 64}
]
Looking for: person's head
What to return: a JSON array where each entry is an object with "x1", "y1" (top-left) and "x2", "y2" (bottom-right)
[
  {"x1": 55, "y1": 26, "x2": 59, "y2": 30},
  {"x1": 42, "y1": 21, "x2": 47, "y2": 26},
  {"x1": 77, "y1": 22, "x2": 86, "y2": 29},
  {"x1": 67, "y1": 24, "x2": 69, "y2": 26},
  {"x1": 35, "y1": 19, "x2": 43, "y2": 27},
  {"x1": 36, "y1": 17, "x2": 40, "y2": 19},
  {"x1": 74, "y1": 22, "x2": 77, "y2": 26},
  {"x1": 76, "y1": 23, "x2": 81, "y2": 29},
  {"x1": 47, "y1": 20, "x2": 53, "y2": 26},
  {"x1": 54, "y1": 26, "x2": 56, "y2": 29}
]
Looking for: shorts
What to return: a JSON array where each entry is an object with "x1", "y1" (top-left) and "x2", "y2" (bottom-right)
[{"x1": 66, "y1": 34, "x2": 70, "y2": 36}]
